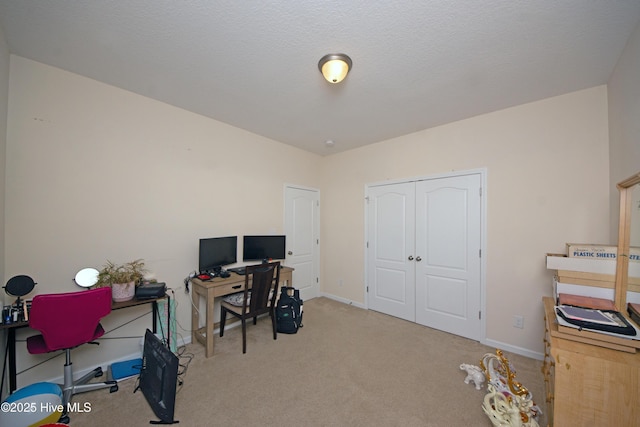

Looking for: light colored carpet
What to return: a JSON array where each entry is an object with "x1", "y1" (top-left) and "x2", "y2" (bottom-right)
[{"x1": 68, "y1": 297, "x2": 547, "y2": 426}]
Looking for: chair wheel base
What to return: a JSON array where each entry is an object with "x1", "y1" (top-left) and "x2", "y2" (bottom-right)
[
  {"x1": 109, "y1": 382, "x2": 119, "y2": 393},
  {"x1": 58, "y1": 414, "x2": 70, "y2": 424},
  {"x1": 93, "y1": 367, "x2": 104, "y2": 378}
]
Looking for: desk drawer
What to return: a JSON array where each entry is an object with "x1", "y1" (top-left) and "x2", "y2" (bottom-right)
[{"x1": 213, "y1": 281, "x2": 246, "y2": 297}]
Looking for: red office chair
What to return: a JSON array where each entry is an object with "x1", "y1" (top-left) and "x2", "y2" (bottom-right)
[{"x1": 27, "y1": 287, "x2": 118, "y2": 422}]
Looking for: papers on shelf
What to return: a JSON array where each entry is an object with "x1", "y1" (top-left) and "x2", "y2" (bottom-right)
[
  {"x1": 555, "y1": 305, "x2": 640, "y2": 341},
  {"x1": 556, "y1": 306, "x2": 619, "y2": 326}
]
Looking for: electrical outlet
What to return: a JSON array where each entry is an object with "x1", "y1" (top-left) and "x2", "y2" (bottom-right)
[{"x1": 513, "y1": 315, "x2": 524, "y2": 329}]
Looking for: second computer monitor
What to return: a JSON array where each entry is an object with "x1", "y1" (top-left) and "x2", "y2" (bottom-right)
[
  {"x1": 199, "y1": 236, "x2": 237, "y2": 273},
  {"x1": 243, "y1": 235, "x2": 286, "y2": 262}
]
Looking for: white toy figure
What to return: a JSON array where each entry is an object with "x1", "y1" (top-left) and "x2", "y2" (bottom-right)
[
  {"x1": 460, "y1": 363, "x2": 485, "y2": 390},
  {"x1": 482, "y1": 384, "x2": 540, "y2": 427},
  {"x1": 480, "y1": 350, "x2": 542, "y2": 427}
]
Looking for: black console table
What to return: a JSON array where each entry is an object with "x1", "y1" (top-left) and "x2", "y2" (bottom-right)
[{"x1": 1, "y1": 294, "x2": 169, "y2": 395}]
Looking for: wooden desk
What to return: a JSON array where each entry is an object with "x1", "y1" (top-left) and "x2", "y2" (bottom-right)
[
  {"x1": 0, "y1": 295, "x2": 168, "y2": 395},
  {"x1": 191, "y1": 267, "x2": 293, "y2": 357},
  {"x1": 542, "y1": 296, "x2": 640, "y2": 426}
]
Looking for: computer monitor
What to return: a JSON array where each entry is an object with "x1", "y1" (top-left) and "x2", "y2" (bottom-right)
[
  {"x1": 198, "y1": 236, "x2": 237, "y2": 273},
  {"x1": 242, "y1": 235, "x2": 286, "y2": 262}
]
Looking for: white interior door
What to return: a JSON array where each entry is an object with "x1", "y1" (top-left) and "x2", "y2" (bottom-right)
[
  {"x1": 415, "y1": 174, "x2": 482, "y2": 340},
  {"x1": 367, "y1": 182, "x2": 416, "y2": 321},
  {"x1": 284, "y1": 185, "x2": 320, "y2": 301}
]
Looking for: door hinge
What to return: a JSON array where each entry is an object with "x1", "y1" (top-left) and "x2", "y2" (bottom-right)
[
  {"x1": 316, "y1": 277, "x2": 319, "y2": 283},
  {"x1": 366, "y1": 286, "x2": 369, "y2": 292},
  {"x1": 479, "y1": 187, "x2": 482, "y2": 197},
  {"x1": 479, "y1": 249, "x2": 482, "y2": 258},
  {"x1": 479, "y1": 311, "x2": 482, "y2": 320}
]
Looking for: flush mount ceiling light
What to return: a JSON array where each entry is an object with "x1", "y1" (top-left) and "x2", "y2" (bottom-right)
[{"x1": 318, "y1": 53, "x2": 352, "y2": 84}]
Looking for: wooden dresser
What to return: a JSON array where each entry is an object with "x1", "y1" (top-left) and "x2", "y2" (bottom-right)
[{"x1": 542, "y1": 297, "x2": 640, "y2": 426}]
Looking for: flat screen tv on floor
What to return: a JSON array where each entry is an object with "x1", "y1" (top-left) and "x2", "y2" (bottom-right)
[{"x1": 138, "y1": 329, "x2": 179, "y2": 424}]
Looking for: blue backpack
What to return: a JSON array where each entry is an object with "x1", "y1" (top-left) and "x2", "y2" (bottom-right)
[{"x1": 276, "y1": 287, "x2": 303, "y2": 334}]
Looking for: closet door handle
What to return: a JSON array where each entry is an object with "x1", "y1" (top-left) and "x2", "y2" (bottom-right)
[
  {"x1": 416, "y1": 256, "x2": 422, "y2": 262},
  {"x1": 408, "y1": 256, "x2": 414, "y2": 261},
  {"x1": 288, "y1": 251, "x2": 293, "y2": 255}
]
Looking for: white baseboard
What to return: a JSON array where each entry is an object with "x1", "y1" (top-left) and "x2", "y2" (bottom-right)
[
  {"x1": 320, "y1": 292, "x2": 366, "y2": 309},
  {"x1": 483, "y1": 338, "x2": 544, "y2": 361}
]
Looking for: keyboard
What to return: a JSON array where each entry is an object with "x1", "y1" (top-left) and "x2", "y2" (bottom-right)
[{"x1": 229, "y1": 264, "x2": 287, "y2": 276}]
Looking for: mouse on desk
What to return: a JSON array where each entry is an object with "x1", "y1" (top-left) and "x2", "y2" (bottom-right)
[{"x1": 219, "y1": 270, "x2": 231, "y2": 278}]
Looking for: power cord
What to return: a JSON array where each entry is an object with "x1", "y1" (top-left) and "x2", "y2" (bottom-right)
[
  {"x1": 183, "y1": 271, "x2": 196, "y2": 293},
  {"x1": 168, "y1": 288, "x2": 200, "y2": 335},
  {"x1": 161, "y1": 290, "x2": 193, "y2": 392},
  {"x1": 175, "y1": 345, "x2": 194, "y2": 392}
]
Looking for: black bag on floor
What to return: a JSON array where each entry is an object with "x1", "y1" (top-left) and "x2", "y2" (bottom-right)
[{"x1": 276, "y1": 286, "x2": 303, "y2": 334}]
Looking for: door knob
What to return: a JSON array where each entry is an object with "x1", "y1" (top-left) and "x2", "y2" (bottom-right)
[
  {"x1": 408, "y1": 256, "x2": 414, "y2": 261},
  {"x1": 288, "y1": 251, "x2": 293, "y2": 255},
  {"x1": 416, "y1": 256, "x2": 422, "y2": 262}
]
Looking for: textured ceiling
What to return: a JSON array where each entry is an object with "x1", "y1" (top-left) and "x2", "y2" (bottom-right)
[{"x1": 0, "y1": 1, "x2": 639, "y2": 155}]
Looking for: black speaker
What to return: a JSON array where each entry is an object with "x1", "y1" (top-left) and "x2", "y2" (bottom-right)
[{"x1": 135, "y1": 282, "x2": 166, "y2": 300}]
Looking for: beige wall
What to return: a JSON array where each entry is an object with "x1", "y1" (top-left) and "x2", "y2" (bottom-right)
[
  {"x1": 320, "y1": 86, "x2": 610, "y2": 355},
  {"x1": 608, "y1": 20, "x2": 640, "y2": 238},
  {"x1": 5, "y1": 56, "x2": 321, "y2": 386}
]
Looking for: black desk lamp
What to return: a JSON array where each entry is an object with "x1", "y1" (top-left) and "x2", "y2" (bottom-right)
[{"x1": 3, "y1": 275, "x2": 36, "y2": 322}]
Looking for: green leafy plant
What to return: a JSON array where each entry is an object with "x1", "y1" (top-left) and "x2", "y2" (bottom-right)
[{"x1": 95, "y1": 259, "x2": 147, "y2": 288}]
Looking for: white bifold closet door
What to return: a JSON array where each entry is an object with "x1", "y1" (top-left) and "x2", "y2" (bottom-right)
[{"x1": 367, "y1": 173, "x2": 482, "y2": 341}]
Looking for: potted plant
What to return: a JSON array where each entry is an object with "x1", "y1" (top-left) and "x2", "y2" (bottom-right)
[{"x1": 95, "y1": 259, "x2": 148, "y2": 302}]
